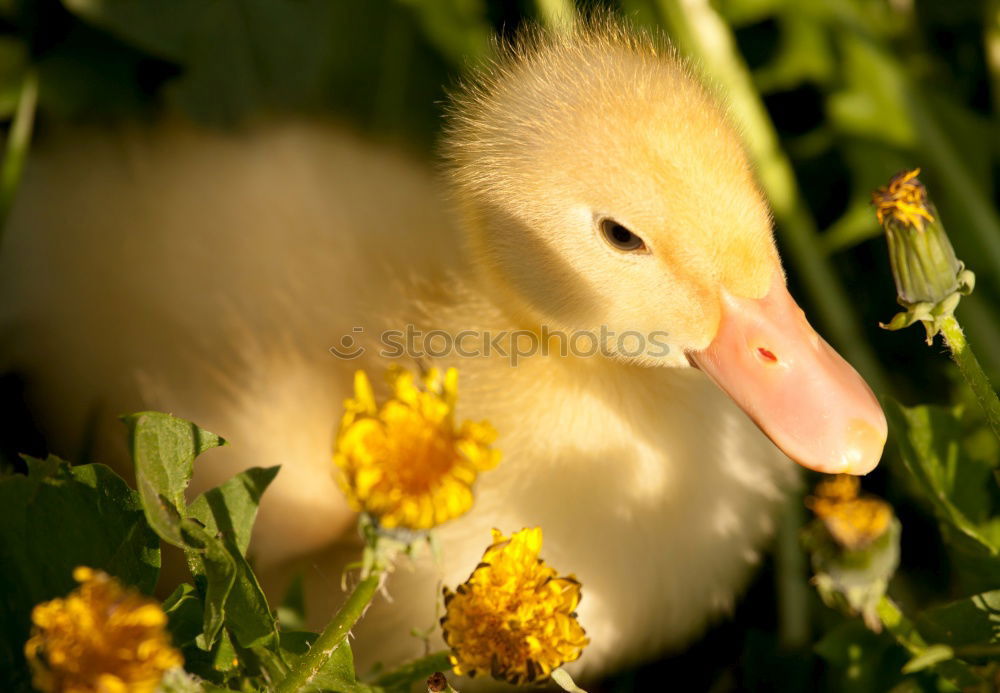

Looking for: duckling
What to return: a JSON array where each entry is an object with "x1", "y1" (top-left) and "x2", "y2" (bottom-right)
[{"x1": 0, "y1": 18, "x2": 886, "y2": 682}]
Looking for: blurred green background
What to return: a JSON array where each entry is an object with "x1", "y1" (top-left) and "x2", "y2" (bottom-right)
[{"x1": 0, "y1": 0, "x2": 997, "y2": 690}]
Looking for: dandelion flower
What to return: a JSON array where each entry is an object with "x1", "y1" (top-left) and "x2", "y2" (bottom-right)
[
  {"x1": 441, "y1": 528, "x2": 589, "y2": 685},
  {"x1": 24, "y1": 567, "x2": 182, "y2": 693},
  {"x1": 807, "y1": 475, "x2": 892, "y2": 551},
  {"x1": 872, "y1": 167, "x2": 935, "y2": 233},
  {"x1": 334, "y1": 367, "x2": 500, "y2": 530}
]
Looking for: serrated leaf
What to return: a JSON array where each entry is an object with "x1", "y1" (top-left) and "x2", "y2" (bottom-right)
[
  {"x1": 916, "y1": 591, "x2": 1000, "y2": 650},
  {"x1": 0, "y1": 457, "x2": 160, "y2": 690},
  {"x1": 124, "y1": 411, "x2": 225, "y2": 509},
  {"x1": 189, "y1": 466, "x2": 279, "y2": 558},
  {"x1": 883, "y1": 398, "x2": 999, "y2": 553},
  {"x1": 123, "y1": 412, "x2": 234, "y2": 649},
  {"x1": 183, "y1": 521, "x2": 237, "y2": 649},
  {"x1": 124, "y1": 411, "x2": 225, "y2": 548},
  {"x1": 188, "y1": 468, "x2": 282, "y2": 658}
]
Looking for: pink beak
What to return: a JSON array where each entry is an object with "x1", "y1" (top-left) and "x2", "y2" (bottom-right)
[{"x1": 688, "y1": 275, "x2": 887, "y2": 475}]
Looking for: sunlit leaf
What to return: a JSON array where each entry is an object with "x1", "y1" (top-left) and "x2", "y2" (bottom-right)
[
  {"x1": 916, "y1": 591, "x2": 1000, "y2": 650},
  {"x1": 123, "y1": 411, "x2": 225, "y2": 547},
  {"x1": 883, "y1": 398, "x2": 999, "y2": 553},
  {"x1": 189, "y1": 466, "x2": 279, "y2": 558}
]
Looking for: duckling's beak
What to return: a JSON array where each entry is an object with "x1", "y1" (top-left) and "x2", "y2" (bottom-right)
[{"x1": 687, "y1": 275, "x2": 887, "y2": 475}]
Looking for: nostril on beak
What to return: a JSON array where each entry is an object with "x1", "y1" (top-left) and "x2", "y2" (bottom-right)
[{"x1": 756, "y1": 347, "x2": 778, "y2": 364}]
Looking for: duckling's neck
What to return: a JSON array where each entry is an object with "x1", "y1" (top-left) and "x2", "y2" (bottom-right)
[{"x1": 446, "y1": 199, "x2": 558, "y2": 334}]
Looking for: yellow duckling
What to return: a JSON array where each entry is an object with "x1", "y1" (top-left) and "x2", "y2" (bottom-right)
[{"x1": 0, "y1": 18, "x2": 885, "y2": 682}]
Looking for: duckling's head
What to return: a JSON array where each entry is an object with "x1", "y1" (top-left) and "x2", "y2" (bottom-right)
[{"x1": 444, "y1": 18, "x2": 886, "y2": 475}]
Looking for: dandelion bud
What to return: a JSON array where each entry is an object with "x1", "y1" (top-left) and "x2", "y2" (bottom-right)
[{"x1": 872, "y1": 169, "x2": 974, "y2": 342}]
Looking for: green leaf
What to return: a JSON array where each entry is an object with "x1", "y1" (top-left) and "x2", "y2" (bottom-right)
[
  {"x1": 215, "y1": 548, "x2": 278, "y2": 653},
  {"x1": 814, "y1": 621, "x2": 908, "y2": 693},
  {"x1": 0, "y1": 457, "x2": 160, "y2": 690},
  {"x1": 916, "y1": 591, "x2": 1000, "y2": 651},
  {"x1": 163, "y1": 582, "x2": 207, "y2": 648},
  {"x1": 883, "y1": 398, "x2": 999, "y2": 553},
  {"x1": 183, "y1": 521, "x2": 237, "y2": 650},
  {"x1": 277, "y1": 574, "x2": 307, "y2": 632},
  {"x1": 826, "y1": 32, "x2": 917, "y2": 148},
  {"x1": 189, "y1": 466, "x2": 279, "y2": 558},
  {"x1": 394, "y1": 0, "x2": 492, "y2": 67},
  {"x1": 124, "y1": 411, "x2": 225, "y2": 548},
  {"x1": 752, "y1": 13, "x2": 836, "y2": 93},
  {"x1": 877, "y1": 598, "x2": 985, "y2": 688},
  {"x1": 900, "y1": 644, "x2": 954, "y2": 674},
  {"x1": 188, "y1": 468, "x2": 282, "y2": 657},
  {"x1": 123, "y1": 411, "x2": 234, "y2": 649}
]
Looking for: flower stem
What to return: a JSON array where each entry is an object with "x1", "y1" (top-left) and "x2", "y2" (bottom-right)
[
  {"x1": 876, "y1": 596, "x2": 983, "y2": 687},
  {"x1": 938, "y1": 315, "x2": 1000, "y2": 441},
  {"x1": 776, "y1": 495, "x2": 810, "y2": 649},
  {"x1": 274, "y1": 572, "x2": 383, "y2": 693},
  {"x1": 371, "y1": 651, "x2": 453, "y2": 690}
]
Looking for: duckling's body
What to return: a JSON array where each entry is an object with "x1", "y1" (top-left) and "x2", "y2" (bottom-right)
[{"x1": 0, "y1": 20, "x2": 883, "y2": 683}]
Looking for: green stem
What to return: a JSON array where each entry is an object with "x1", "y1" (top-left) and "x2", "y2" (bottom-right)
[
  {"x1": 775, "y1": 495, "x2": 810, "y2": 649},
  {"x1": 0, "y1": 68, "x2": 37, "y2": 240},
  {"x1": 939, "y1": 315, "x2": 1000, "y2": 441},
  {"x1": 876, "y1": 596, "x2": 983, "y2": 687},
  {"x1": 650, "y1": 0, "x2": 887, "y2": 392},
  {"x1": 876, "y1": 596, "x2": 926, "y2": 657},
  {"x1": 371, "y1": 650, "x2": 453, "y2": 690},
  {"x1": 274, "y1": 572, "x2": 383, "y2": 693},
  {"x1": 954, "y1": 643, "x2": 1000, "y2": 658}
]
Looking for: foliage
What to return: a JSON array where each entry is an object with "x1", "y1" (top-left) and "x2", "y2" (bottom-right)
[{"x1": 0, "y1": 413, "x2": 431, "y2": 692}]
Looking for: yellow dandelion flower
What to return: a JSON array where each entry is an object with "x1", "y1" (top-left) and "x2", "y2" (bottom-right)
[
  {"x1": 807, "y1": 475, "x2": 893, "y2": 551},
  {"x1": 24, "y1": 567, "x2": 182, "y2": 693},
  {"x1": 334, "y1": 366, "x2": 500, "y2": 530},
  {"x1": 872, "y1": 168, "x2": 935, "y2": 232},
  {"x1": 441, "y1": 528, "x2": 589, "y2": 685}
]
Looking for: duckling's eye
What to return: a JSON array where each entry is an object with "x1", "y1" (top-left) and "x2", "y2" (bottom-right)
[{"x1": 599, "y1": 219, "x2": 646, "y2": 252}]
